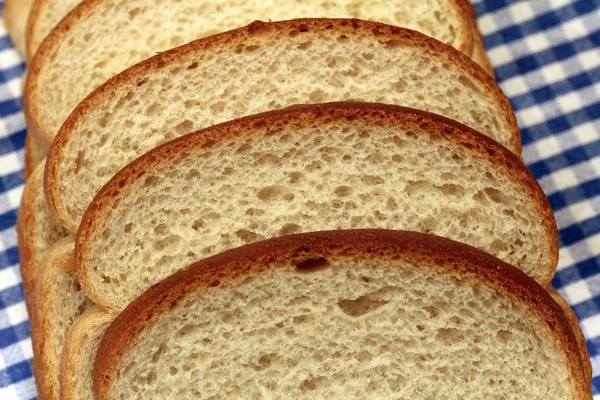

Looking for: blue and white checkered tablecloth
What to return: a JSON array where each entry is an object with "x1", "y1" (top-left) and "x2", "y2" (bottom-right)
[{"x1": 0, "y1": 0, "x2": 598, "y2": 398}]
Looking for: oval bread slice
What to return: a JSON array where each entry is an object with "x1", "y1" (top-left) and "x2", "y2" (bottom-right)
[
  {"x1": 25, "y1": 1, "x2": 477, "y2": 146},
  {"x1": 46, "y1": 19, "x2": 520, "y2": 233},
  {"x1": 94, "y1": 230, "x2": 589, "y2": 399},
  {"x1": 76, "y1": 102, "x2": 554, "y2": 312},
  {"x1": 25, "y1": 0, "x2": 473, "y2": 63}
]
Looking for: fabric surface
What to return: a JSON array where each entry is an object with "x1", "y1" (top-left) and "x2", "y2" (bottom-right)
[{"x1": 0, "y1": 0, "x2": 598, "y2": 398}]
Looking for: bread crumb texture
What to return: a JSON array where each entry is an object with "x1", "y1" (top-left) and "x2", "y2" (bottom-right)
[
  {"x1": 106, "y1": 256, "x2": 573, "y2": 399},
  {"x1": 52, "y1": 19, "x2": 514, "y2": 230},
  {"x1": 37, "y1": 0, "x2": 465, "y2": 137},
  {"x1": 82, "y1": 107, "x2": 546, "y2": 310}
]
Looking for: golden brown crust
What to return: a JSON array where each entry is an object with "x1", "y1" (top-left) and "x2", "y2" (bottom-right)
[
  {"x1": 2, "y1": 0, "x2": 34, "y2": 59},
  {"x1": 46, "y1": 19, "x2": 522, "y2": 233},
  {"x1": 60, "y1": 306, "x2": 115, "y2": 400},
  {"x1": 548, "y1": 287, "x2": 592, "y2": 390},
  {"x1": 25, "y1": 0, "x2": 46, "y2": 61},
  {"x1": 94, "y1": 229, "x2": 587, "y2": 399},
  {"x1": 24, "y1": 133, "x2": 49, "y2": 180},
  {"x1": 76, "y1": 102, "x2": 556, "y2": 310},
  {"x1": 17, "y1": 163, "x2": 45, "y2": 315}
]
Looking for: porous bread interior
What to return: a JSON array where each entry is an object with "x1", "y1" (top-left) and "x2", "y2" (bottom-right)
[
  {"x1": 62, "y1": 307, "x2": 114, "y2": 400},
  {"x1": 106, "y1": 256, "x2": 574, "y2": 399},
  {"x1": 21, "y1": 163, "x2": 67, "y2": 287},
  {"x1": 84, "y1": 119, "x2": 547, "y2": 310},
  {"x1": 55, "y1": 26, "x2": 512, "y2": 230},
  {"x1": 36, "y1": 244, "x2": 94, "y2": 398},
  {"x1": 34, "y1": 0, "x2": 468, "y2": 140},
  {"x1": 27, "y1": 0, "x2": 81, "y2": 58}
]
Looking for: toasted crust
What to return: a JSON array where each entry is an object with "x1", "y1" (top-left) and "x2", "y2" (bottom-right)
[
  {"x1": 30, "y1": 236, "x2": 75, "y2": 400},
  {"x1": 93, "y1": 229, "x2": 587, "y2": 399},
  {"x1": 2, "y1": 0, "x2": 34, "y2": 58},
  {"x1": 24, "y1": 134, "x2": 49, "y2": 180},
  {"x1": 17, "y1": 162, "x2": 67, "y2": 314},
  {"x1": 17, "y1": 162, "x2": 45, "y2": 314},
  {"x1": 75, "y1": 102, "x2": 556, "y2": 312},
  {"x1": 548, "y1": 287, "x2": 592, "y2": 389},
  {"x1": 60, "y1": 306, "x2": 115, "y2": 400},
  {"x1": 26, "y1": 0, "x2": 50, "y2": 61},
  {"x1": 46, "y1": 19, "x2": 521, "y2": 233}
]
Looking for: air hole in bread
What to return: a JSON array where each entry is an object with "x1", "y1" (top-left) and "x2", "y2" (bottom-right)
[
  {"x1": 187, "y1": 62, "x2": 198, "y2": 70},
  {"x1": 334, "y1": 186, "x2": 353, "y2": 197},
  {"x1": 483, "y1": 187, "x2": 507, "y2": 204},
  {"x1": 294, "y1": 257, "x2": 329, "y2": 273},
  {"x1": 338, "y1": 295, "x2": 390, "y2": 317},
  {"x1": 143, "y1": 176, "x2": 160, "y2": 187},
  {"x1": 235, "y1": 229, "x2": 262, "y2": 244},
  {"x1": 279, "y1": 223, "x2": 301, "y2": 236},
  {"x1": 256, "y1": 186, "x2": 284, "y2": 201},
  {"x1": 298, "y1": 41, "x2": 311, "y2": 50},
  {"x1": 174, "y1": 119, "x2": 194, "y2": 134}
]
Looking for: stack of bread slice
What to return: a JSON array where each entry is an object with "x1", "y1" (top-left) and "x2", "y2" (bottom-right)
[{"x1": 5, "y1": 0, "x2": 592, "y2": 398}]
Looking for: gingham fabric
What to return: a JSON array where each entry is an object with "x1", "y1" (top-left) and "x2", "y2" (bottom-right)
[{"x1": 0, "y1": 0, "x2": 598, "y2": 398}]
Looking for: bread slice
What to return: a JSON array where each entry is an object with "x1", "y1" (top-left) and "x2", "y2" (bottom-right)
[
  {"x1": 26, "y1": 0, "x2": 81, "y2": 60},
  {"x1": 93, "y1": 229, "x2": 589, "y2": 399},
  {"x1": 16, "y1": 161, "x2": 68, "y2": 314},
  {"x1": 24, "y1": 134, "x2": 48, "y2": 180},
  {"x1": 26, "y1": 0, "x2": 475, "y2": 66},
  {"x1": 2, "y1": 0, "x2": 34, "y2": 58},
  {"x1": 75, "y1": 102, "x2": 554, "y2": 312},
  {"x1": 61, "y1": 306, "x2": 115, "y2": 400},
  {"x1": 46, "y1": 19, "x2": 520, "y2": 233},
  {"x1": 24, "y1": 0, "x2": 484, "y2": 147},
  {"x1": 548, "y1": 287, "x2": 592, "y2": 386},
  {"x1": 30, "y1": 237, "x2": 94, "y2": 400}
]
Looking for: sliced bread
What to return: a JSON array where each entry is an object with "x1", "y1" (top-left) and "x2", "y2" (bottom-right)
[
  {"x1": 25, "y1": 2, "x2": 481, "y2": 146},
  {"x1": 94, "y1": 230, "x2": 589, "y2": 399},
  {"x1": 2, "y1": 0, "x2": 34, "y2": 58},
  {"x1": 30, "y1": 237, "x2": 94, "y2": 400},
  {"x1": 46, "y1": 19, "x2": 520, "y2": 233},
  {"x1": 25, "y1": 0, "x2": 81, "y2": 60},
  {"x1": 16, "y1": 161, "x2": 68, "y2": 314},
  {"x1": 76, "y1": 103, "x2": 554, "y2": 312},
  {"x1": 24, "y1": 134, "x2": 48, "y2": 180},
  {"x1": 61, "y1": 306, "x2": 115, "y2": 400}
]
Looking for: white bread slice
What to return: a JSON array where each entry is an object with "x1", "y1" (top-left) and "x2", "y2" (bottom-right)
[
  {"x1": 548, "y1": 287, "x2": 592, "y2": 386},
  {"x1": 30, "y1": 237, "x2": 94, "y2": 400},
  {"x1": 16, "y1": 161, "x2": 68, "y2": 314},
  {"x1": 2, "y1": 0, "x2": 34, "y2": 58},
  {"x1": 25, "y1": 0, "x2": 81, "y2": 60},
  {"x1": 46, "y1": 19, "x2": 520, "y2": 233},
  {"x1": 24, "y1": 134, "x2": 48, "y2": 180},
  {"x1": 25, "y1": 1, "x2": 480, "y2": 147},
  {"x1": 94, "y1": 230, "x2": 589, "y2": 399},
  {"x1": 76, "y1": 103, "x2": 555, "y2": 312},
  {"x1": 25, "y1": 0, "x2": 474, "y2": 65},
  {"x1": 61, "y1": 306, "x2": 115, "y2": 400}
]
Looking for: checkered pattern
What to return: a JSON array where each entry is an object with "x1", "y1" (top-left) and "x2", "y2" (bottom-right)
[{"x1": 0, "y1": 0, "x2": 597, "y2": 398}]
